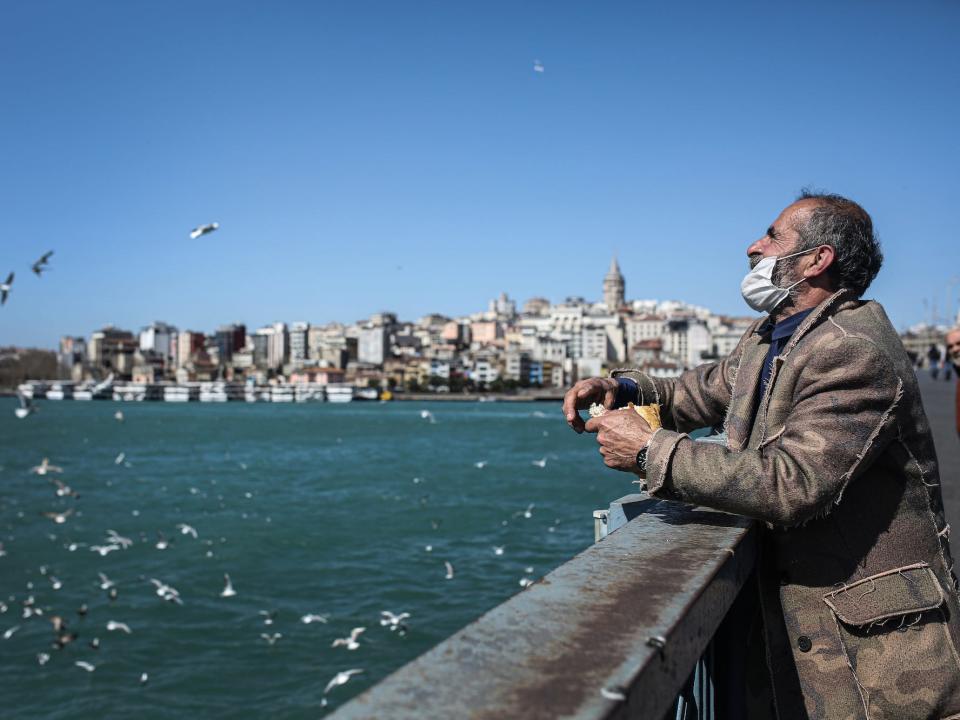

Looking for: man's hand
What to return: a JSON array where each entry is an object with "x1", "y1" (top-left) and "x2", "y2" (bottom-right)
[
  {"x1": 562, "y1": 377, "x2": 619, "y2": 433},
  {"x1": 585, "y1": 408, "x2": 655, "y2": 472}
]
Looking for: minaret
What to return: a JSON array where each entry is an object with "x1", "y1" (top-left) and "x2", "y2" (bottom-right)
[{"x1": 603, "y1": 256, "x2": 625, "y2": 310}]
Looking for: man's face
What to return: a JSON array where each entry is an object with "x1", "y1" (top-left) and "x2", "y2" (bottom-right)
[
  {"x1": 947, "y1": 330, "x2": 960, "y2": 363},
  {"x1": 745, "y1": 201, "x2": 815, "y2": 287}
]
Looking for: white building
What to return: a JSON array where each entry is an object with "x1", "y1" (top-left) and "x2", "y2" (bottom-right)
[
  {"x1": 664, "y1": 318, "x2": 712, "y2": 368},
  {"x1": 358, "y1": 325, "x2": 389, "y2": 365},
  {"x1": 139, "y1": 322, "x2": 177, "y2": 362}
]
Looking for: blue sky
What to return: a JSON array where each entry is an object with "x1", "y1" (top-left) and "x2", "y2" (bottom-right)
[{"x1": 2, "y1": 1, "x2": 958, "y2": 347}]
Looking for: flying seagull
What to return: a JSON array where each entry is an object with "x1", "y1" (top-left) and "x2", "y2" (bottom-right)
[
  {"x1": 32, "y1": 251, "x2": 53, "y2": 277},
  {"x1": 106, "y1": 620, "x2": 132, "y2": 634},
  {"x1": 324, "y1": 669, "x2": 364, "y2": 695},
  {"x1": 31, "y1": 458, "x2": 63, "y2": 475},
  {"x1": 189, "y1": 222, "x2": 219, "y2": 240},
  {"x1": 15, "y1": 392, "x2": 35, "y2": 419},
  {"x1": 0, "y1": 272, "x2": 12, "y2": 305},
  {"x1": 220, "y1": 574, "x2": 237, "y2": 598},
  {"x1": 444, "y1": 561, "x2": 455, "y2": 580},
  {"x1": 260, "y1": 632, "x2": 282, "y2": 645},
  {"x1": 331, "y1": 627, "x2": 365, "y2": 650},
  {"x1": 531, "y1": 457, "x2": 547, "y2": 468},
  {"x1": 176, "y1": 523, "x2": 198, "y2": 539},
  {"x1": 42, "y1": 509, "x2": 74, "y2": 525},
  {"x1": 300, "y1": 613, "x2": 328, "y2": 624},
  {"x1": 379, "y1": 611, "x2": 410, "y2": 634},
  {"x1": 52, "y1": 479, "x2": 78, "y2": 498},
  {"x1": 75, "y1": 661, "x2": 96, "y2": 672}
]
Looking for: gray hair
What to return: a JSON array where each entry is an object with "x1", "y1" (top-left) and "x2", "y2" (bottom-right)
[{"x1": 793, "y1": 189, "x2": 883, "y2": 298}]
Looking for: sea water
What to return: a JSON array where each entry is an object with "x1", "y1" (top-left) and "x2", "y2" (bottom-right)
[{"x1": 0, "y1": 399, "x2": 635, "y2": 719}]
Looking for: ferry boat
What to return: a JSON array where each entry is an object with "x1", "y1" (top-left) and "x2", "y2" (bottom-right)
[
  {"x1": 199, "y1": 382, "x2": 228, "y2": 402},
  {"x1": 294, "y1": 384, "x2": 325, "y2": 402},
  {"x1": 355, "y1": 387, "x2": 379, "y2": 401},
  {"x1": 46, "y1": 382, "x2": 74, "y2": 400},
  {"x1": 113, "y1": 383, "x2": 162, "y2": 401},
  {"x1": 164, "y1": 384, "x2": 198, "y2": 402},
  {"x1": 18, "y1": 381, "x2": 47, "y2": 399},
  {"x1": 270, "y1": 385, "x2": 295, "y2": 403},
  {"x1": 326, "y1": 384, "x2": 354, "y2": 403}
]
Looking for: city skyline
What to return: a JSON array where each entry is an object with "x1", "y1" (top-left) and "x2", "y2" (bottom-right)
[{"x1": 2, "y1": 2, "x2": 960, "y2": 347}]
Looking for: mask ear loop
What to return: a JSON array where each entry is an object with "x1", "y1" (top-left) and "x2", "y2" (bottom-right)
[{"x1": 775, "y1": 246, "x2": 819, "y2": 292}]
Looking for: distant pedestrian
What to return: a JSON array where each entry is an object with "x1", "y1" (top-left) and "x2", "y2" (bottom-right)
[
  {"x1": 947, "y1": 327, "x2": 960, "y2": 439},
  {"x1": 928, "y1": 343, "x2": 942, "y2": 380}
]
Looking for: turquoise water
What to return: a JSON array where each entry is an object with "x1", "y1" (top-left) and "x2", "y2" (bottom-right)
[{"x1": 0, "y1": 399, "x2": 632, "y2": 719}]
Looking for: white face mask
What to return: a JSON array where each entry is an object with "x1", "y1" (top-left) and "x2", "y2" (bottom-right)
[{"x1": 740, "y1": 248, "x2": 814, "y2": 313}]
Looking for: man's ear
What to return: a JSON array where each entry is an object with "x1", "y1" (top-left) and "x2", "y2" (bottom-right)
[{"x1": 804, "y1": 245, "x2": 835, "y2": 278}]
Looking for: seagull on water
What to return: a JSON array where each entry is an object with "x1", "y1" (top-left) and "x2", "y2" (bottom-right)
[
  {"x1": 114, "y1": 452, "x2": 126, "y2": 465},
  {"x1": 31, "y1": 251, "x2": 53, "y2": 277},
  {"x1": 220, "y1": 574, "x2": 237, "y2": 598},
  {"x1": 380, "y1": 611, "x2": 410, "y2": 634},
  {"x1": 37, "y1": 652, "x2": 51, "y2": 666},
  {"x1": 114, "y1": 410, "x2": 124, "y2": 423},
  {"x1": 42, "y1": 509, "x2": 74, "y2": 525},
  {"x1": 301, "y1": 613, "x2": 328, "y2": 624},
  {"x1": 31, "y1": 458, "x2": 63, "y2": 475},
  {"x1": 155, "y1": 532, "x2": 170, "y2": 550},
  {"x1": 519, "y1": 577, "x2": 534, "y2": 588},
  {"x1": 419, "y1": 409, "x2": 437, "y2": 424},
  {"x1": 531, "y1": 457, "x2": 547, "y2": 468},
  {"x1": 444, "y1": 561, "x2": 455, "y2": 580},
  {"x1": 493, "y1": 546, "x2": 505, "y2": 556},
  {"x1": 0, "y1": 272, "x2": 13, "y2": 305},
  {"x1": 474, "y1": 460, "x2": 487, "y2": 469},
  {"x1": 331, "y1": 627, "x2": 365, "y2": 650},
  {"x1": 75, "y1": 661, "x2": 96, "y2": 672},
  {"x1": 176, "y1": 523, "x2": 198, "y2": 539},
  {"x1": 260, "y1": 632, "x2": 282, "y2": 645},
  {"x1": 324, "y1": 669, "x2": 364, "y2": 695},
  {"x1": 189, "y1": 222, "x2": 219, "y2": 240},
  {"x1": 140, "y1": 672, "x2": 149, "y2": 685},
  {"x1": 106, "y1": 620, "x2": 132, "y2": 634}
]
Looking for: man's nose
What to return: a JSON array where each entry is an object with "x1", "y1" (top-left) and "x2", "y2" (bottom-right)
[{"x1": 746, "y1": 237, "x2": 765, "y2": 257}]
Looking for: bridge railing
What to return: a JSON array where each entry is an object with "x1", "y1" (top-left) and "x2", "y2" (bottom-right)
[{"x1": 330, "y1": 494, "x2": 758, "y2": 720}]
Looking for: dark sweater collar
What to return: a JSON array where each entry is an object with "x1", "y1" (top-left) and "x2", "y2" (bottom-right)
[{"x1": 756, "y1": 308, "x2": 815, "y2": 341}]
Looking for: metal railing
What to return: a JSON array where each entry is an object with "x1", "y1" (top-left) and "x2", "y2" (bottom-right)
[{"x1": 330, "y1": 494, "x2": 758, "y2": 719}]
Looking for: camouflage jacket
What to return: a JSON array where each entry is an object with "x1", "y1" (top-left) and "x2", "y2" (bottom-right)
[{"x1": 614, "y1": 289, "x2": 960, "y2": 720}]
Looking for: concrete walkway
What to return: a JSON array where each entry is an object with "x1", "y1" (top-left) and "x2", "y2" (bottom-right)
[{"x1": 917, "y1": 373, "x2": 960, "y2": 545}]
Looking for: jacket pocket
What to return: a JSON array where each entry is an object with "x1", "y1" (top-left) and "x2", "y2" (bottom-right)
[{"x1": 823, "y1": 562, "x2": 960, "y2": 719}]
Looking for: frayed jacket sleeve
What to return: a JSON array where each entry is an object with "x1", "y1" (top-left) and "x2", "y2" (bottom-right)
[
  {"x1": 643, "y1": 338, "x2": 903, "y2": 527},
  {"x1": 611, "y1": 319, "x2": 762, "y2": 434}
]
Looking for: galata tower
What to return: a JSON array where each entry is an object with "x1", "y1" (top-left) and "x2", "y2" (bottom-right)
[{"x1": 603, "y1": 256, "x2": 625, "y2": 310}]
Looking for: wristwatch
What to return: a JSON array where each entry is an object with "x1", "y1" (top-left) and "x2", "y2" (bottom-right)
[{"x1": 635, "y1": 445, "x2": 648, "y2": 472}]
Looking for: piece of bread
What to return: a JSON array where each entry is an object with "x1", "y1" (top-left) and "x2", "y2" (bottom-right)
[{"x1": 627, "y1": 402, "x2": 662, "y2": 430}]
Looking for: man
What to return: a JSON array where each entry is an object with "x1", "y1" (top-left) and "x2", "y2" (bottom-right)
[
  {"x1": 564, "y1": 192, "x2": 960, "y2": 720},
  {"x1": 948, "y1": 327, "x2": 960, "y2": 439}
]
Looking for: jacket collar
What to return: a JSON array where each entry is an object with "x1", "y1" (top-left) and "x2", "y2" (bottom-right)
[{"x1": 723, "y1": 288, "x2": 857, "y2": 451}]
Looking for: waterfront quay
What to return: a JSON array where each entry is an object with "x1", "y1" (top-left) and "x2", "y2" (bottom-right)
[{"x1": 14, "y1": 380, "x2": 564, "y2": 404}]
